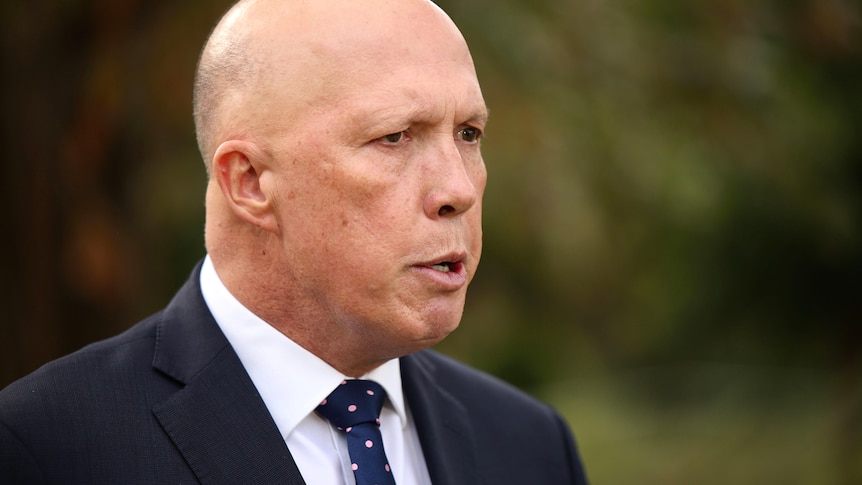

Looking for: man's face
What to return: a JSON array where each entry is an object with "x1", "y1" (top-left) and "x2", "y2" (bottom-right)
[{"x1": 258, "y1": 4, "x2": 488, "y2": 357}]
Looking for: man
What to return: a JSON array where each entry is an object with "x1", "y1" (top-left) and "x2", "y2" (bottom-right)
[{"x1": 0, "y1": 0, "x2": 588, "y2": 483}]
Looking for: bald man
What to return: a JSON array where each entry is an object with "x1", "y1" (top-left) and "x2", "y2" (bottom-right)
[{"x1": 0, "y1": 1, "x2": 588, "y2": 483}]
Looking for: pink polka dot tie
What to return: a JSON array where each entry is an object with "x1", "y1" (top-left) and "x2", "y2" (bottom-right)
[{"x1": 316, "y1": 379, "x2": 397, "y2": 485}]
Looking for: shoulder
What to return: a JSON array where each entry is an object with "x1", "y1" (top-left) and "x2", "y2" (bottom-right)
[
  {"x1": 403, "y1": 349, "x2": 589, "y2": 484},
  {"x1": 406, "y1": 348, "x2": 553, "y2": 413},
  {"x1": 0, "y1": 311, "x2": 192, "y2": 480},
  {"x1": 1, "y1": 312, "x2": 164, "y2": 404},
  {"x1": 0, "y1": 311, "x2": 172, "y2": 439},
  {"x1": 0, "y1": 262, "x2": 208, "y2": 410},
  {"x1": 405, "y1": 349, "x2": 572, "y2": 443},
  {"x1": 0, "y1": 311, "x2": 173, "y2": 417}
]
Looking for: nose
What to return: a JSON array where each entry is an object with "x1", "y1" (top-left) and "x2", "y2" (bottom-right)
[{"x1": 423, "y1": 139, "x2": 484, "y2": 219}]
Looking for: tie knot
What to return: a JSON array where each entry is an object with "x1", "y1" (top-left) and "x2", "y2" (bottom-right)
[{"x1": 316, "y1": 379, "x2": 387, "y2": 430}]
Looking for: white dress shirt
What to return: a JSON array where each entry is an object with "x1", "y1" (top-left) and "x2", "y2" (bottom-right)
[{"x1": 199, "y1": 256, "x2": 431, "y2": 485}]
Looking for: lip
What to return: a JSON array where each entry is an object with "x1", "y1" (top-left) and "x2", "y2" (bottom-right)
[{"x1": 412, "y1": 252, "x2": 468, "y2": 291}]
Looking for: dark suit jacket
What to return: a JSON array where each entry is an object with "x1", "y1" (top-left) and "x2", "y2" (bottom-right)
[{"x1": 0, "y1": 264, "x2": 588, "y2": 484}]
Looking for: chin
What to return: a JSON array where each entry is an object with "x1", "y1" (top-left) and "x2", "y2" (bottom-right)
[
  {"x1": 367, "y1": 299, "x2": 466, "y2": 355},
  {"x1": 396, "y1": 329, "x2": 454, "y2": 357},
  {"x1": 408, "y1": 310, "x2": 463, "y2": 347}
]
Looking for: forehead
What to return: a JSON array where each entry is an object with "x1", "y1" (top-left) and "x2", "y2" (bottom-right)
[
  {"x1": 242, "y1": 0, "x2": 485, "y2": 134},
  {"x1": 341, "y1": 69, "x2": 488, "y2": 128},
  {"x1": 259, "y1": 58, "x2": 485, "y2": 141}
]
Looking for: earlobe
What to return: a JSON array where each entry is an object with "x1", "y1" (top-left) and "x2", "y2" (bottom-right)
[{"x1": 212, "y1": 140, "x2": 279, "y2": 233}]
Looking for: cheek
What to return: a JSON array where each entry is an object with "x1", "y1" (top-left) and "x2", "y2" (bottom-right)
[{"x1": 292, "y1": 190, "x2": 406, "y2": 277}]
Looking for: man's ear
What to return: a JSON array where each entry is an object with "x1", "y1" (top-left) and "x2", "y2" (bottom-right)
[{"x1": 211, "y1": 140, "x2": 280, "y2": 233}]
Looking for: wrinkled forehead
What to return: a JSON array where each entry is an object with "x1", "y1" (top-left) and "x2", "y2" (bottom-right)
[{"x1": 212, "y1": 0, "x2": 482, "y2": 138}]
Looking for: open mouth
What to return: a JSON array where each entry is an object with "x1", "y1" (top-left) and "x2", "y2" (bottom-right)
[
  {"x1": 429, "y1": 262, "x2": 453, "y2": 273},
  {"x1": 416, "y1": 256, "x2": 468, "y2": 288},
  {"x1": 427, "y1": 261, "x2": 463, "y2": 274}
]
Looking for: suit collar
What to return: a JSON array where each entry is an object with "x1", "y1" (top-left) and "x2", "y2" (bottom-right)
[
  {"x1": 151, "y1": 262, "x2": 305, "y2": 484},
  {"x1": 402, "y1": 351, "x2": 479, "y2": 484},
  {"x1": 151, "y1": 262, "x2": 229, "y2": 384}
]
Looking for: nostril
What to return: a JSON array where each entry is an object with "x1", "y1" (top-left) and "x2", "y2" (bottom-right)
[{"x1": 438, "y1": 205, "x2": 455, "y2": 216}]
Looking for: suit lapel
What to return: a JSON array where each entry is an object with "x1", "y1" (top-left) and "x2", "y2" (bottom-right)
[
  {"x1": 401, "y1": 352, "x2": 479, "y2": 485},
  {"x1": 150, "y1": 264, "x2": 305, "y2": 485}
]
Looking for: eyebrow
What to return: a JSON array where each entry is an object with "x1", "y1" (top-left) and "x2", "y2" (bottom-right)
[
  {"x1": 363, "y1": 102, "x2": 489, "y2": 129},
  {"x1": 464, "y1": 107, "x2": 490, "y2": 126}
]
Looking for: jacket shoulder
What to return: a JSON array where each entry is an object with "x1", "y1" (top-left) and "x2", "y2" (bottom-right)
[
  {"x1": 0, "y1": 312, "x2": 164, "y2": 403},
  {"x1": 0, "y1": 310, "x2": 199, "y2": 482},
  {"x1": 404, "y1": 349, "x2": 590, "y2": 484},
  {"x1": 409, "y1": 349, "x2": 553, "y2": 411}
]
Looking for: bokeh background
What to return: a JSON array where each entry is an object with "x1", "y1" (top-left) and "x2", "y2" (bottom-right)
[{"x1": 2, "y1": 0, "x2": 860, "y2": 483}]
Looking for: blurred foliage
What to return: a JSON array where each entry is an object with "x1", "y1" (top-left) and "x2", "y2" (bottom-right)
[{"x1": 1, "y1": 0, "x2": 860, "y2": 483}]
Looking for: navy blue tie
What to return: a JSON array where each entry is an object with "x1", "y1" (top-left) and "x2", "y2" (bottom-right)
[{"x1": 317, "y1": 379, "x2": 397, "y2": 485}]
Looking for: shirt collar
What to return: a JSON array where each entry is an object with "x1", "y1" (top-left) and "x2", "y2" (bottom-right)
[{"x1": 199, "y1": 255, "x2": 408, "y2": 437}]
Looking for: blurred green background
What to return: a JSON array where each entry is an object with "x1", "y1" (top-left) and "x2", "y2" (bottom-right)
[{"x1": 1, "y1": 0, "x2": 860, "y2": 483}]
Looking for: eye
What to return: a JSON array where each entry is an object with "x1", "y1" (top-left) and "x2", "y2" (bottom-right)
[
  {"x1": 380, "y1": 132, "x2": 405, "y2": 144},
  {"x1": 457, "y1": 127, "x2": 482, "y2": 143}
]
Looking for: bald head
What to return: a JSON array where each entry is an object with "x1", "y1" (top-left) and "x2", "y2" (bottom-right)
[{"x1": 193, "y1": 0, "x2": 473, "y2": 173}]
